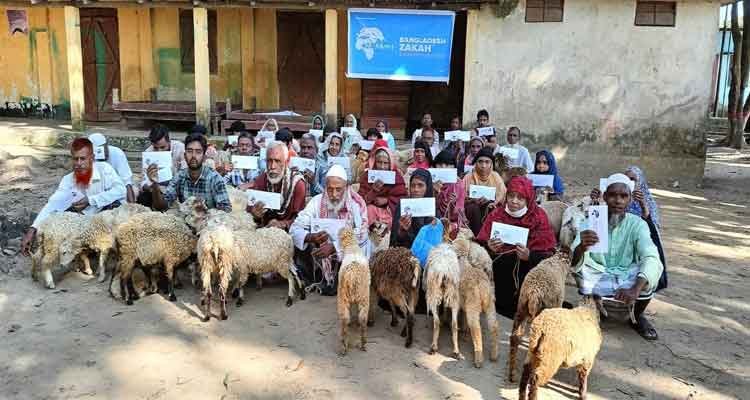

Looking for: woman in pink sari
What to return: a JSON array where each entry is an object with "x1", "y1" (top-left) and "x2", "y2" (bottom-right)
[
  {"x1": 358, "y1": 140, "x2": 407, "y2": 230},
  {"x1": 433, "y1": 150, "x2": 468, "y2": 239}
]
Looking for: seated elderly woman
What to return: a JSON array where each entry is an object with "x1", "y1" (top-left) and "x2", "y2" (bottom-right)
[
  {"x1": 576, "y1": 173, "x2": 664, "y2": 340},
  {"x1": 312, "y1": 133, "x2": 345, "y2": 196},
  {"x1": 433, "y1": 150, "x2": 468, "y2": 238},
  {"x1": 463, "y1": 147, "x2": 507, "y2": 236},
  {"x1": 532, "y1": 150, "x2": 565, "y2": 201},
  {"x1": 391, "y1": 169, "x2": 434, "y2": 248},
  {"x1": 476, "y1": 176, "x2": 557, "y2": 318},
  {"x1": 342, "y1": 114, "x2": 363, "y2": 155},
  {"x1": 290, "y1": 165, "x2": 369, "y2": 296},
  {"x1": 358, "y1": 140, "x2": 407, "y2": 230}
]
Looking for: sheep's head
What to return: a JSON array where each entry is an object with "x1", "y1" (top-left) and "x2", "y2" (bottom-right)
[
  {"x1": 59, "y1": 238, "x2": 83, "y2": 267},
  {"x1": 338, "y1": 226, "x2": 357, "y2": 251},
  {"x1": 181, "y1": 196, "x2": 209, "y2": 230},
  {"x1": 452, "y1": 237, "x2": 470, "y2": 259},
  {"x1": 368, "y1": 221, "x2": 389, "y2": 246}
]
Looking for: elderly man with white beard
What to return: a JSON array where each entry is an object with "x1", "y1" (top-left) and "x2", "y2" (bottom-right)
[{"x1": 290, "y1": 165, "x2": 370, "y2": 296}]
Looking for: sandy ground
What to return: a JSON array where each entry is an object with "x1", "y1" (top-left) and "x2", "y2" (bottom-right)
[{"x1": 1, "y1": 141, "x2": 748, "y2": 400}]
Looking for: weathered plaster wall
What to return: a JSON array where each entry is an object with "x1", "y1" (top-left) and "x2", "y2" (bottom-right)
[
  {"x1": 0, "y1": 7, "x2": 69, "y2": 118},
  {"x1": 464, "y1": 0, "x2": 719, "y2": 181}
]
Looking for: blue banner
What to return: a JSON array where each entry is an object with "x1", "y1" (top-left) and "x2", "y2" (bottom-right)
[{"x1": 347, "y1": 9, "x2": 456, "y2": 83}]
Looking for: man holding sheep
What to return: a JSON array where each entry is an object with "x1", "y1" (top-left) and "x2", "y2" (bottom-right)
[
  {"x1": 290, "y1": 165, "x2": 370, "y2": 296},
  {"x1": 571, "y1": 173, "x2": 664, "y2": 341},
  {"x1": 20, "y1": 137, "x2": 126, "y2": 256}
]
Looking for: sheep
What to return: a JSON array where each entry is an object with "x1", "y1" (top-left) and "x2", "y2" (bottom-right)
[
  {"x1": 226, "y1": 185, "x2": 249, "y2": 212},
  {"x1": 507, "y1": 250, "x2": 572, "y2": 382},
  {"x1": 423, "y1": 243, "x2": 462, "y2": 359},
  {"x1": 59, "y1": 204, "x2": 151, "y2": 283},
  {"x1": 31, "y1": 212, "x2": 91, "y2": 289},
  {"x1": 451, "y1": 237, "x2": 499, "y2": 368},
  {"x1": 198, "y1": 223, "x2": 239, "y2": 321},
  {"x1": 337, "y1": 227, "x2": 371, "y2": 355},
  {"x1": 367, "y1": 247, "x2": 421, "y2": 348},
  {"x1": 112, "y1": 212, "x2": 197, "y2": 305},
  {"x1": 518, "y1": 297, "x2": 603, "y2": 400},
  {"x1": 367, "y1": 220, "x2": 391, "y2": 255},
  {"x1": 559, "y1": 199, "x2": 588, "y2": 249}
]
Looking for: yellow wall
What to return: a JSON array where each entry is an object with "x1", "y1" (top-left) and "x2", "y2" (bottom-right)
[{"x1": 0, "y1": 7, "x2": 69, "y2": 115}]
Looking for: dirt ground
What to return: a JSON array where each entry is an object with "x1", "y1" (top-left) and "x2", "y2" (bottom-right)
[{"x1": 1, "y1": 139, "x2": 748, "y2": 400}]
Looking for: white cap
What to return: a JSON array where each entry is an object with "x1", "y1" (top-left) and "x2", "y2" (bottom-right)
[
  {"x1": 326, "y1": 164, "x2": 347, "y2": 181},
  {"x1": 88, "y1": 133, "x2": 106, "y2": 147},
  {"x1": 606, "y1": 173, "x2": 635, "y2": 192}
]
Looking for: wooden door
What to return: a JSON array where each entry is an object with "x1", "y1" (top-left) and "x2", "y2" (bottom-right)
[
  {"x1": 361, "y1": 80, "x2": 411, "y2": 138},
  {"x1": 277, "y1": 12, "x2": 324, "y2": 114},
  {"x1": 80, "y1": 9, "x2": 120, "y2": 122}
]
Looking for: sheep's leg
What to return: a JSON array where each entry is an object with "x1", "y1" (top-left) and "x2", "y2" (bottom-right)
[
  {"x1": 202, "y1": 292, "x2": 212, "y2": 322},
  {"x1": 289, "y1": 264, "x2": 306, "y2": 301},
  {"x1": 31, "y1": 251, "x2": 40, "y2": 281},
  {"x1": 43, "y1": 267, "x2": 55, "y2": 290},
  {"x1": 467, "y1": 310, "x2": 483, "y2": 368},
  {"x1": 508, "y1": 313, "x2": 526, "y2": 382},
  {"x1": 286, "y1": 275, "x2": 295, "y2": 307},
  {"x1": 147, "y1": 268, "x2": 160, "y2": 295},
  {"x1": 338, "y1": 301, "x2": 350, "y2": 356},
  {"x1": 256, "y1": 274, "x2": 263, "y2": 291},
  {"x1": 405, "y1": 308, "x2": 415, "y2": 348},
  {"x1": 518, "y1": 363, "x2": 531, "y2": 400},
  {"x1": 97, "y1": 252, "x2": 108, "y2": 283},
  {"x1": 450, "y1": 306, "x2": 464, "y2": 360},
  {"x1": 487, "y1": 308, "x2": 500, "y2": 363},
  {"x1": 235, "y1": 286, "x2": 245, "y2": 307},
  {"x1": 367, "y1": 289, "x2": 376, "y2": 327},
  {"x1": 219, "y1": 290, "x2": 228, "y2": 320},
  {"x1": 127, "y1": 274, "x2": 139, "y2": 301},
  {"x1": 358, "y1": 300, "x2": 369, "y2": 352},
  {"x1": 527, "y1": 369, "x2": 540, "y2": 400},
  {"x1": 80, "y1": 253, "x2": 93, "y2": 275},
  {"x1": 166, "y1": 264, "x2": 177, "y2": 302},
  {"x1": 577, "y1": 365, "x2": 590, "y2": 400},
  {"x1": 390, "y1": 301, "x2": 400, "y2": 329},
  {"x1": 429, "y1": 306, "x2": 440, "y2": 355}
]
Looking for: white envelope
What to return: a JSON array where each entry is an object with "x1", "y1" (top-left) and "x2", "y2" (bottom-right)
[
  {"x1": 400, "y1": 198, "x2": 436, "y2": 218},
  {"x1": 429, "y1": 168, "x2": 458, "y2": 184},
  {"x1": 290, "y1": 157, "x2": 316, "y2": 172},
  {"x1": 586, "y1": 205, "x2": 609, "y2": 253},
  {"x1": 368, "y1": 170, "x2": 396, "y2": 185},
  {"x1": 232, "y1": 155, "x2": 259, "y2": 170},
  {"x1": 311, "y1": 218, "x2": 347, "y2": 251},
  {"x1": 477, "y1": 127, "x2": 495, "y2": 137},
  {"x1": 468, "y1": 184, "x2": 496, "y2": 201},
  {"x1": 258, "y1": 130, "x2": 276, "y2": 146},
  {"x1": 359, "y1": 140, "x2": 375, "y2": 151},
  {"x1": 226, "y1": 135, "x2": 239, "y2": 146},
  {"x1": 341, "y1": 127, "x2": 358, "y2": 137},
  {"x1": 142, "y1": 151, "x2": 173, "y2": 183},
  {"x1": 94, "y1": 146, "x2": 106, "y2": 161},
  {"x1": 308, "y1": 129, "x2": 324, "y2": 140},
  {"x1": 499, "y1": 147, "x2": 520, "y2": 159},
  {"x1": 599, "y1": 178, "x2": 608, "y2": 194},
  {"x1": 327, "y1": 156, "x2": 351, "y2": 170},
  {"x1": 490, "y1": 222, "x2": 529, "y2": 247},
  {"x1": 463, "y1": 165, "x2": 474, "y2": 174},
  {"x1": 259, "y1": 147, "x2": 267, "y2": 160},
  {"x1": 444, "y1": 130, "x2": 470, "y2": 142},
  {"x1": 528, "y1": 174, "x2": 555, "y2": 188},
  {"x1": 246, "y1": 189, "x2": 282, "y2": 210}
]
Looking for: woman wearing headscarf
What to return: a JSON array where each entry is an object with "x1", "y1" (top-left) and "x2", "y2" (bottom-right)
[
  {"x1": 358, "y1": 140, "x2": 408, "y2": 230},
  {"x1": 312, "y1": 132, "x2": 345, "y2": 196},
  {"x1": 477, "y1": 176, "x2": 557, "y2": 318},
  {"x1": 460, "y1": 136, "x2": 485, "y2": 175},
  {"x1": 342, "y1": 114, "x2": 363, "y2": 155},
  {"x1": 433, "y1": 150, "x2": 468, "y2": 238},
  {"x1": 391, "y1": 168, "x2": 434, "y2": 248},
  {"x1": 533, "y1": 150, "x2": 565, "y2": 201},
  {"x1": 311, "y1": 114, "x2": 326, "y2": 144},
  {"x1": 409, "y1": 140, "x2": 433, "y2": 169},
  {"x1": 375, "y1": 120, "x2": 397, "y2": 150},
  {"x1": 463, "y1": 147, "x2": 507, "y2": 236}
]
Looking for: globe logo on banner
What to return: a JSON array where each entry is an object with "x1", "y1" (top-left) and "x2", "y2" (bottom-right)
[{"x1": 355, "y1": 27, "x2": 385, "y2": 60}]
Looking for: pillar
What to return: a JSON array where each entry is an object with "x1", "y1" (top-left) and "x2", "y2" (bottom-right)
[
  {"x1": 193, "y1": 8, "x2": 211, "y2": 131},
  {"x1": 325, "y1": 9, "x2": 338, "y2": 126},
  {"x1": 64, "y1": 6, "x2": 84, "y2": 131},
  {"x1": 462, "y1": 9, "x2": 479, "y2": 129}
]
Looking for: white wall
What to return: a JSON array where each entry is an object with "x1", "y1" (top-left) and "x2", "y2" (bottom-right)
[{"x1": 463, "y1": 0, "x2": 720, "y2": 178}]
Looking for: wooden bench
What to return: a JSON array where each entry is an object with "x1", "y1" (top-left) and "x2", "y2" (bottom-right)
[
  {"x1": 220, "y1": 109, "x2": 314, "y2": 135},
  {"x1": 113, "y1": 101, "x2": 229, "y2": 134}
]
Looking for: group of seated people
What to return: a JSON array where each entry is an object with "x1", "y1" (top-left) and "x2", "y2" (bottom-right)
[{"x1": 20, "y1": 108, "x2": 667, "y2": 341}]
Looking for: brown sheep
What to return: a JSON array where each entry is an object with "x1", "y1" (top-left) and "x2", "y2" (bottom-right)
[
  {"x1": 518, "y1": 297, "x2": 603, "y2": 400},
  {"x1": 508, "y1": 250, "x2": 571, "y2": 382},
  {"x1": 337, "y1": 227, "x2": 371, "y2": 355},
  {"x1": 368, "y1": 247, "x2": 421, "y2": 348}
]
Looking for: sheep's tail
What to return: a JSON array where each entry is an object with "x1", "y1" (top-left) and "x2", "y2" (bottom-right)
[
  {"x1": 411, "y1": 261, "x2": 421, "y2": 288},
  {"x1": 526, "y1": 293, "x2": 542, "y2": 319}
]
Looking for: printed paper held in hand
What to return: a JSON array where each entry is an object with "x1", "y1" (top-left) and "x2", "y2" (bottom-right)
[
  {"x1": 477, "y1": 127, "x2": 495, "y2": 137},
  {"x1": 359, "y1": 140, "x2": 375, "y2": 151},
  {"x1": 368, "y1": 170, "x2": 396, "y2": 184},
  {"x1": 290, "y1": 157, "x2": 316, "y2": 173},
  {"x1": 94, "y1": 146, "x2": 106, "y2": 161},
  {"x1": 528, "y1": 174, "x2": 554, "y2": 188},
  {"x1": 468, "y1": 184, "x2": 496, "y2": 201},
  {"x1": 246, "y1": 189, "x2": 282, "y2": 210},
  {"x1": 599, "y1": 178, "x2": 608, "y2": 194},
  {"x1": 429, "y1": 168, "x2": 457, "y2": 184},
  {"x1": 464, "y1": 165, "x2": 474, "y2": 174},
  {"x1": 48, "y1": 190, "x2": 85, "y2": 212},
  {"x1": 232, "y1": 155, "x2": 259, "y2": 170},
  {"x1": 259, "y1": 148, "x2": 267, "y2": 160},
  {"x1": 499, "y1": 146, "x2": 520, "y2": 160},
  {"x1": 444, "y1": 130, "x2": 470, "y2": 142},
  {"x1": 258, "y1": 130, "x2": 276, "y2": 146},
  {"x1": 586, "y1": 205, "x2": 608, "y2": 253},
  {"x1": 142, "y1": 151, "x2": 173, "y2": 183},
  {"x1": 490, "y1": 222, "x2": 529, "y2": 247},
  {"x1": 226, "y1": 135, "x2": 239, "y2": 146},
  {"x1": 308, "y1": 129, "x2": 323, "y2": 141},
  {"x1": 327, "y1": 156, "x2": 351, "y2": 171},
  {"x1": 400, "y1": 198, "x2": 436, "y2": 218},
  {"x1": 341, "y1": 127, "x2": 358, "y2": 137},
  {"x1": 311, "y1": 218, "x2": 347, "y2": 251}
]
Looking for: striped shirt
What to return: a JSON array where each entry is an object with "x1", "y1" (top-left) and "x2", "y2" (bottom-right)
[{"x1": 163, "y1": 165, "x2": 231, "y2": 211}]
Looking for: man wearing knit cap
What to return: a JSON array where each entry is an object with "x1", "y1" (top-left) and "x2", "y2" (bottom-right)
[
  {"x1": 88, "y1": 133, "x2": 135, "y2": 203},
  {"x1": 571, "y1": 173, "x2": 664, "y2": 341},
  {"x1": 290, "y1": 164, "x2": 370, "y2": 296}
]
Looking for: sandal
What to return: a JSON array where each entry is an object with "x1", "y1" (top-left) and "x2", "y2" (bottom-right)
[{"x1": 631, "y1": 315, "x2": 658, "y2": 341}]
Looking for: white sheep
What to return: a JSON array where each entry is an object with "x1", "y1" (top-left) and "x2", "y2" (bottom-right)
[
  {"x1": 337, "y1": 227, "x2": 371, "y2": 355},
  {"x1": 31, "y1": 212, "x2": 91, "y2": 289},
  {"x1": 423, "y1": 243, "x2": 462, "y2": 359},
  {"x1": 559, "y1": 197, "x2": 589, "y2": 249},
  {"x1": 198, "y1": 223, "x2": 238, "y2": 321}
]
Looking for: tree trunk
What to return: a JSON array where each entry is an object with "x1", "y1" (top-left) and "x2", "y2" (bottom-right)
[{"x1": 727, "y1": 1, "x2": 747, "y2": 149}]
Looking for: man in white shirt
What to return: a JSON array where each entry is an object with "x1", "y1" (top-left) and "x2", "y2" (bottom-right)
[
  {"x1": 20, "y1": 137, "x2": 126, "y2": 256},
  {"x1": 290, "y1": 165, "x2": 370, "y2": 295},
  {"x1": 495, "y1": 126, "x2": 534, "y2": 173},
  {"x1": 88, "y1": 133, "x2": 134, "y2": 203},
  {"x1": 137, "y1": 124, "x2": 187, "y2": 207},
  {"x1": 411, "y1": 112, "x2": 441, "y2": 156}
]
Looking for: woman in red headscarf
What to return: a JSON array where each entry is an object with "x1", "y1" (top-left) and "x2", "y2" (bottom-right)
[
  {"x1": 477, "y1": 176, "x2": 557, "y2": 318},
  {"x1": 358, "y1": 140, "x2": 407, "y2": 230}
]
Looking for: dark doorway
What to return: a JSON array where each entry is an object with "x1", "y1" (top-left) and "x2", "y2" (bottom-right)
[
  {"x1": 277, "y1": 12, "x2": 325, "y2": 114},
  {"x1": 80, "y1": 8, "x2": 121, "y2": 122}
]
